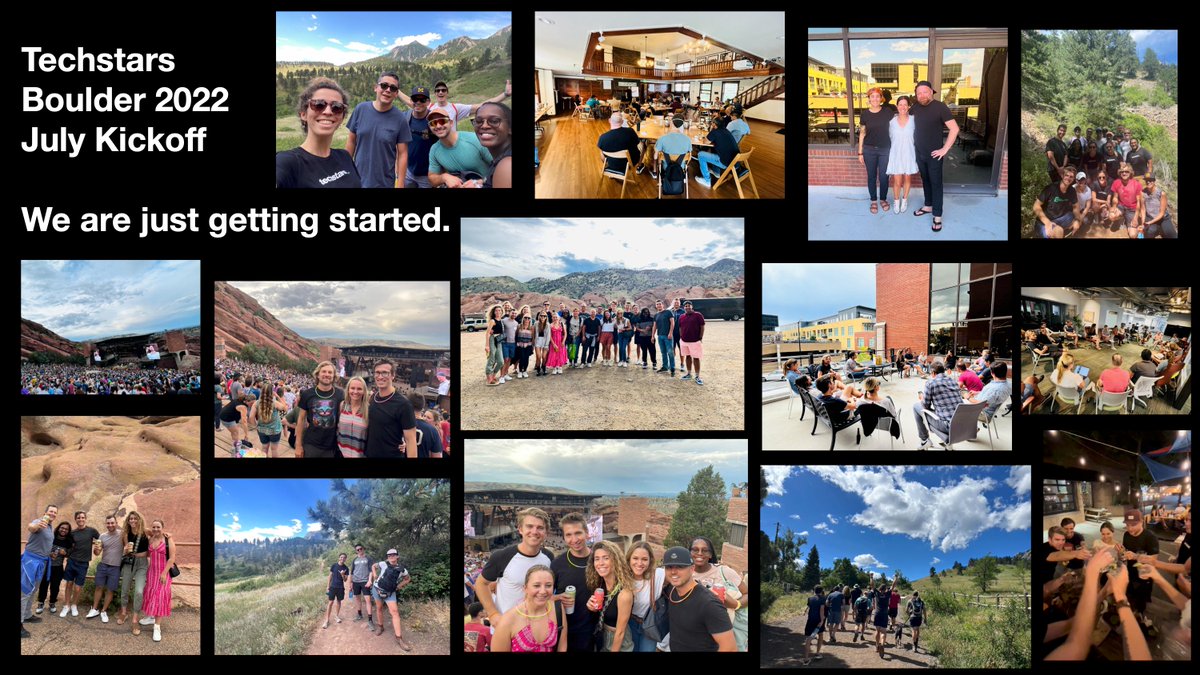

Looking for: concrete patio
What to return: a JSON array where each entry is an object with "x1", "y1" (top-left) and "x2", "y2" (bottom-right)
[{"x1": 808, "y1": 187, "x2": 1009, "y2": 241}]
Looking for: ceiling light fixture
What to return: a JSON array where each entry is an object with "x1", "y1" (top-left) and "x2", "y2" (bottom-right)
[{"x1": 597, "y1": 32, "x2": 605, "y2": 43}]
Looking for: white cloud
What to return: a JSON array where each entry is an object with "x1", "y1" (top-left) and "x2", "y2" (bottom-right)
[
  {"x1": 931, "y1": 557, "x2": 941, "y2": 565},
  {"x1": 813, "y1": 523, "x2": 835, "y2": 534},
  {"x1": 310, "y1": 13, "x2": 317, "y2": 19},
  {"x1": 763, "y1": 500, "x2": 781, "y2": 509},
  {"x1": 445, "y1": 18, "x2": 507, "y2": 38},
  {"x1": 307, "y1": 25, "x2": 318, "y2": 32},
  {"x1": 789, "y1": 514, "x2": 802, "y2": 520},
  {"x1": 392, "y1": 32, "x2": 441, "y2": 47},
  {"x1": 827, "y1": 513, "x2": 839, "y2": 524},
  {"x1": 346, "y1": 41, "x2": 381, "y2": 53},
  {"x1": 215, "y1": 485, "x2": 223, "y2": 492},
  {"x1": 307, "y1": 523, "x2": 323, "y2": 533},
  {"x1": 327, "y1": 38, "x2": 342, "y2": 45},
  {"x1": 291, "y1": 519, "x2": 302, "y2": 530},
  {"x1": 891, "y1": 40, "x2": 927, "y2": 53},
  {"x1": 1006, "y1": 466, "x2": 1032, "y2": 495},
  {"x1": 1130, "y1": 30, "x2": 1154, "y2": 42},
  {"x1": 231, "y1": 514, "x2": 239, "y2": 522},
  {"x1": 858, "y1": 48, "x2": 876, "y2": 59},
  {"x1": 380, "y1": 39, "x2": 389, "y2": 45},
  {"x1": 763, "y1": 466, "x2": 793, "y2": 496},
  {"x1": 854, "y1": 553, "x2": 888, "y2": 569},
  {"x1": 799, "y1": 531, "x2": 809, "y2": 537},
  {"x1": 804, "y1": 466, "x2": 1030, "y2": 552}
]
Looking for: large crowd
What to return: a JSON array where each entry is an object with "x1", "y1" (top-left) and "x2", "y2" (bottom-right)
[{"x1": 20, "y1": 363, "x2": 201, "y2": 395}]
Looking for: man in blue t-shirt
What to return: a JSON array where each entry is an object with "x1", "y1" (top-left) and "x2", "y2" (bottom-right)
[
  {"x1": 726, "y1": 108, "x2": 750, "y2": 146},
  {"x1": 427, "y1": 109, "x2": 493, "y2": 188},
  {"x1": 653, "y1": 300, "x2": 677, "y2": 376},
  {"x1": 346, "y1": 71, "x2": 412, "y2": 188},
  {"x1": 401, "y1": 86, "x2": 434, "y2": 188}
]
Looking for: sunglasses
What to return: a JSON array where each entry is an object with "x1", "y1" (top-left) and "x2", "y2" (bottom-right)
[
  {"x1": 473, "y1": 116, "x2": 504, "y2": 128},
  {"x1": 434, "y1": 88, "x2": 449, "y2": 93},
  {"x1": 378, "y1": 83, "x2": 400, "y2": 92},
  {"x1": 412, "y1": 97, "x2": 429, "y2": 103},
  {"x1": 428, "y1": 118, "x2": 452, "y2": 128},
  {"x1": 308, "y1": 99, "x2": 348, "y2": 115}
]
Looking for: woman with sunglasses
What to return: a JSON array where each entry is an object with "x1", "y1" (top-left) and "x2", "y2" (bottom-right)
[
  {"x1": 1110, "y1": 162, "x2": 1145, "y2": 238},
  {"x1": 474, "y1": 102, "x2": 512, "y2": 188},
  {"x1": 276, "y1": 78, "x2": 361, "y2": 188}
]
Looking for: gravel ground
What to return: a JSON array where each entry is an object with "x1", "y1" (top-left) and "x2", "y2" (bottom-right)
[{"x1": 22, "y1": 606, "x2": 201, "y2": 655}]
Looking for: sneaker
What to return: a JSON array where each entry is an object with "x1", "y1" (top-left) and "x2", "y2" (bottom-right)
[
  {"x1": 153, "y1": 624, "x2": 161, "y2": 642},
  {"x1": 695, "y1": 378, "x2": 705, "y2": 385},
  {"x1": 71, "y1": 605, "x2": 79, "y2": 617},
  {"x1": 60, "y1": 606, "x2": 69, "y2": 618},
  {"x1": 642, "y1": 362, "x2": 649, "y2": 369},
  {"x1": 86, "y1": 608, "x2": 101, "y2": 619},
  {"x1": 355, "y1": 615, "x2": 363, "y2": 622},
  {"x1": 656, "y1": 368, "x2": 668, "y2": 373},
  {"x1": 24, "y1": 615, "x2": 42, "y2": 623},
  {"x1": 368, "y1": 619, "x2": 375, "y2": 631},
  {"x1": 101, "y1": 612, "x2": 109, "y2": 623},
  {"x1": 35, "y1": 604, "x2": 43, "y2": 615},
  {"x1": 336, "y1": 616, "x2": 342, "y2": 623},
  {"x1": 322, "y1": 621, "x2": 329, "y2": 629},
  {"x1": 21, "y1": 627, "x2": 30, "y2": 639},
  {"x1": 636, "y1": 164, "x2": 646, "y2": 175},
  {"x1": 694, "y1": 175, "x2": 712, "y2": 188},
  {"x1": 681, "y1": 374, "x2": 692, "y2": 380},
  {"x1": 140, "y1": 615, "x2": 156, "y2": 625},
  {"x1": 48, "y1": 604, "x2": 56, "y2": 614},
  {"x1": 918, "y1": 439, "x2": 930, "y2": 451},
  {"x1": 396, "y1": 636, "x2": 413, "y2": 652}
]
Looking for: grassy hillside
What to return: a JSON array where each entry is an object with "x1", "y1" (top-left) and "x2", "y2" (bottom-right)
[
  {"x1": 912, "y1": 564, "x2": 1028, "y2": 595},
  {"x1": 215, "y1": 567, "x2": 328, "y2": 655}
]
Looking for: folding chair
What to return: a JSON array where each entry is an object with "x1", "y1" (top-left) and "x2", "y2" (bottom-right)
[
  {"x1": 598, "y1": 149, "x2": 633, "y2": 199},
  {"x1": 710, "y1": 147, "x2": 760, "y2": 199}
]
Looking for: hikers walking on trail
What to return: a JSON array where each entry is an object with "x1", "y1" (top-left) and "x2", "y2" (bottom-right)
[
  {"x1": 801, "y1": 584, "x2": 826, "y2": 664},
  {"x1": 874, "y1": 572, "x2": 900, "y2": 658},
  {"x1": 370, "y1": 548, "x2": 413, "y2": 651},
  {"x1": 906, "y1": 590, "x2": 928, "y2": 652}
]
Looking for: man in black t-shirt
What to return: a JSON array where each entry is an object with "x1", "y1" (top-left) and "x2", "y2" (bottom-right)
[
  {"x1": 1033, "y1": 170, "x2": 1082, "y2": 238},
  {"x1": 1125, "y1": 138, "x2": 1153, "y2": 177},
  {"x1": 661, "y1": 546, "x2": 734, "y2": 652},
  {"x1": 582, "y1": 310, "x2": 602, "y2": 366},
  {"x1": 1039, "y1": 525, "x2": 1089, "y2": 591},
  {"x1": 60, "y1": 511, "x2": 101, "y2": 618},
  {"x1": 1061, "y1": 518, "x2": 1086, "y2": 570},
  {"x1": 695, "y1": 117, "x2": 740, "y2": 189},
  {"x1": 407, "y1": 391, "x2": 443, "y2": 458},
  {"x1": 296, "y1": 361, "x2": 344, "y2": 458},
  {"x1": 816, "y1": 375, "x2": 855, "y2": 424},
  {"x1": 366, "y1": 360, "x2": 418, "y2": 459},
  {"x1": 1121, "y1": 509, "x2": 1158, "y2": 616},
  {"x1": 597, "y1": 114, "x2": 643, "y2": 174},
  {"x1": 323, "y1": 553, "x2": 350, "y2": 629},
  {"x1": 1046, "y1": 124, "x2": 1068, "y2": 184},
  {"x1": 911, "y1": 81, "x2": 959, "y2": 231},
  {"x1": 550, "y1": 512, "x2": 597, "y2": 651}
]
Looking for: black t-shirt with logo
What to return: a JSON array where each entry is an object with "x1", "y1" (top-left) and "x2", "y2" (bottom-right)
[
  {"x1": 1038, "y1": 183, "x2": 1075, "y2": 220},
  {"x1": 1125, "y1": 147, "x2": 1153, "y2": 176},
  {"x1": 299, "y1": 387, "x2": 344, "y2": 453},
  {"x1": 1091, "y1": 179, "x2": 1112, "y2": 204}
]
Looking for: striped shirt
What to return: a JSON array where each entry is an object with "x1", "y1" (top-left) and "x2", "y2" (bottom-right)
[{"x1": 336, "y1": 408, "x2": 367, "y2": 458}]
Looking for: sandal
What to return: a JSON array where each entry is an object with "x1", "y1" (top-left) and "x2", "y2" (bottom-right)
[
  {"x1": 870, "y1": 202, "x2": 879, "y2": 214},
  {"x1": 881, "y1": 200, "x2": 890, "y2": 212},
  {"x1": 913, "y1": 207, "x2": 932, "y2": 217},
  {"x1": 932, "y1": 217, "x2": 943, "y2": 232},
  {"x1": 133, "y1": 624, "x2": 141, "y2": 636}
]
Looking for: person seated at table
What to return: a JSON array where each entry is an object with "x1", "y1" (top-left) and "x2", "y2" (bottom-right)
[
  {"x1": 843, "y1": 352, "x2": 866, "y2": 381},
  {"x1": 1049, "y1": 353, "x2": 1093, "y2": 401},
  {"x1": 727, "y1": 108, "x2": 750, "y2": 146},
  {"x1": 670, "y1": 96, "x2": 682, "y2": 113},
  {"x1": 955, "y1": 360, "x2": 984, "y2": 394},
  {"x1": 597, "y1": 113, "x2": 645, "y2": 177},
  {"x1": 693, "y1": 116, "x2": 741, "y2": 190},
  {"x1": 586, "y1": 94, "x2": 599, "y2": 109},
  {"x1": 1083, "y1": 324, "x2": 1101, "y2": 350},
  {"x1": 656, "y1": 116, "x2": 693, "y2": 169},
  {"x1": 1098, "y1": 353, "x2": 1131, "y2": 394},
  {"x1": 815, "y1": 375, "x2": 857, "y2": 424}
]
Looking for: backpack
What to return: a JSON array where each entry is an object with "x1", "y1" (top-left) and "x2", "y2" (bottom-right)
[
  {"x1": 855, "y1": 595, "x2": 870, "y2": 613},
  {"x1": 661, "y1": 154, "x2": 687, "y2": 196},
  {"x1": 375, "y1": 562, "x2": 403, "y2": 596}
]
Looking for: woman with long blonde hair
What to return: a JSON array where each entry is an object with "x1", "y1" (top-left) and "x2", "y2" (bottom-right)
[
  {"x1": 336, "y1": 376, "x2": 370, "y2": 458},
  {"x1": 484, "y1": 304, "x2": 504, "y2": 386},
  {"x1": 585, "y1": 540, "x2": 635, "y2": 651},
  {"x1": 1049, "y1": 352, "x2": 1090, "y2": 408},
  {"x1": 116, "y1": 510, "x2": 149, "y2": 628},
  {"x1": 626, "y1": 542, "x2": 666, "y2": 651}
]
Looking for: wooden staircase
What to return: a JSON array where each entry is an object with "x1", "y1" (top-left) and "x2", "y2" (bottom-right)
[{"x1": 735, "y1": 74, "x2": 785, "y2": 110}]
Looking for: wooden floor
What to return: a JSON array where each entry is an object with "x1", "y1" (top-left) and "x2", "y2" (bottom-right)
[
  {"x1": 534, "y1": 113, "x2": 785, "y2": 199},
  {"x1": 1022, "y1": 342, "x2": 1191, "y2": 414}
]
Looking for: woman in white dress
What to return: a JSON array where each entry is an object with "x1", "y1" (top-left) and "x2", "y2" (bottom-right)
[{"x1": 886, "y1": 96, "x2": 918, "y2": 213}]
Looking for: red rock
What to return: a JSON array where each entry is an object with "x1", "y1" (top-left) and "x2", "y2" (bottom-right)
[{"x1": 214, "y1": 281, "x2": 325, "y2": 365}]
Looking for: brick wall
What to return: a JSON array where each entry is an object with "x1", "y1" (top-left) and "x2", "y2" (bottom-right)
[
  {"x1": 617, "y1": 497, "x2": 673, "y2": 560},
  {"x1": 318, "y1": 345, "x2": 341, "y2": 363},
  {"x1": 721, "y1": 497, "x2": 749, "y2": 575},
  {"x1": 809, "y1": 147, "x2": 1010, "y2": 190},
  {"x1": 876, "y1": 264, "x2": 930, "y2": 355},
  {"x1": 999, "y1": 149, "x2": 1008, "y2": 190}
]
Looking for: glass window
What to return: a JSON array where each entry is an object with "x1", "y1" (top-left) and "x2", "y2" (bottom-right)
[
  {"x1": 929, "y1": 323, "x2": 954, "y2": 354},
  {"x1": 963, "y1": 320, "x2": 991, "y2": 356},
  {"x1": 850, "y1": 27, "x2": 927, "y2": 32},
  {"x1": 722, "y1": 81, "x2": 740, "y2": 101},
  {"x1": 809, "y1": 28, "x2": 844, "y2": 34},
  {"x1": 964, "y1": 277, "x2": 993, "y2": 321},
  {"x1": 993, "y1": 273, "x2": 1012, "y2": 317},
  {"x1": 676, "y1": 62, "x2": 692, "y2": 73},
  {"x1": 931, "y1": 263, "x2": 958, "y2": 291},
  {"x1": 699, "y1": 81, "x2": 712, "y2": 101},
  {"x1": 675, "y1": 82, "x2": 691, "y2": 97},
  {"x1": 1044, "y1": 479, "x2": 1077, "y2": 516},
  {"x1": 931, "y1": 287, "x2": 957, "y2": 324},
  {"x1": 990, "y1": 318, "x2": 1013, "y2": 358},
  {"x1": 969, "y1": 263, "x2": 995, "y2": 280},
  {"x1": 808, "y1": 40, "x2": 850, "y2": 145}
]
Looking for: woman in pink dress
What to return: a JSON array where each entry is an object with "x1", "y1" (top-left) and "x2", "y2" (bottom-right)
[
  {"x1": 491, "y1": 565, "x2": 566, "y2": 652},
  {"x1": 547, "y1": 313, "x2": 568, "y2": 375},
  {"x1": 140, "y1": 518, "x2": 176, "y2": 643}
]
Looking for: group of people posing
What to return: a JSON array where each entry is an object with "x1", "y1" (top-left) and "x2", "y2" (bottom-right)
[
  {"x1": 466, "y1": 509, "x2": 747, "y2": 652},
  {"x1": 483, "y1": 298, "x2": 707, "y2": 385},
  {"x1": 321, "y1": 545, "x2": 415, "y2": 651},
  {"x1": 217, "y1": 359, "x2": 447, "y2": 458},
  {"x1": 21, "y1": 507, "x2": 177, "y2": 642},
  {"x1": 276, "y1": 72, "x2": 512, "y2": 189},
  {"x1": 1034, "y1": 124, "x2": 1175, "y2": 238},
  {"x1": 20, "y1": 363, "x2": 201, "y2": 395},
  {"x1": 800, "y1": 571, "x2": 928, "y2": 665}
]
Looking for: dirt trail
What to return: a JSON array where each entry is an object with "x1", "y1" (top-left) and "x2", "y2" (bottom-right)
[
  {"x1": 304, "y1": 601, "x2": 449, "y2": 655},
  {"x1": 761, "y1": 613, "x2": 937, "y2": 669},
  {"x1": 22, "y1": 607, "x2": 201, "y2": 655}
]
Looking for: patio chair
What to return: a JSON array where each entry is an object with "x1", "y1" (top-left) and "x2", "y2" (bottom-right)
[
  {"x1": 920, "y1": 400, "x2": 989, "y2": 450},
  {"x1": 1050, "y1": 381, "x2": 1089, "y2": 414},
  {"x1": 787, "y1": 384, "x2": 814, "y2": 421},
  {"x1": 1131, "y1": 375, "x2": 1158, "y2": 411},
  {"x1": 802, "y1": 389, "x2": 861, "y2": 451},
  {"x1": 858, "y1": 397, "x2": 904, "y2": 450}
]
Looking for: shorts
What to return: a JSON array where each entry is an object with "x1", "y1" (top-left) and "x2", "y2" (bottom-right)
[
  {"x1": 502, "y1": 342, "x2": 516, "y2": 359},
  {"x1": 257, "y1": 431, "x2": 281, "y2": 444},
  {"x1": 1117, "y1": 203, "x2": 1138, "y2": 225},
  {"x1": 64, "y1": 558, "x2": 90, "y2": 586},
  {"x1": 327, "y1": 588, "x2": 345, "y2": 602},
  {"x1": 855, "y1": 610, "x2": 869, "y2": 624},
  {"x1": 873, "y1": 611, "x2": 889, "y2": 628},
  {"x1": 1038, "y1": 212, "x2": 1075, "y2": 238},
  {"x1": 681, "y1": 340, "x2": 703, "y2": 359},
  {"x1": 94, "y1": 562, "x2": 121, "y2": 591},
  {"x1": 826, "y1": 609, "x2": 842, "y2": 626},
  {"x1": 910, "y1": 615, "x2": 923, "y2": 628},
  {"x1": 804, "y1": 620, "x2": 823, "y2": 639},
  {"x1": 220, "y1": 419, "x2": 240, "y2": 430},
  {"x1": 372, "y1": 585, "x2": 397, "y2": 604},
  {"x1": 599, "y1": 332, "x2": 614, "y2": 346},
  {"x1": 888, "y1": 607, "x2": 898, "y2": 619},
  {"x1": 352, "y1": 581, "x2": 370, "y2": 596}
]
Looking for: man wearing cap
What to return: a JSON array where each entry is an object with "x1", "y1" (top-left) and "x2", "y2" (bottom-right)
[
  {"x1": 910, "y1": 80, "x2": 959, "y2": 232},
  {"x1": 1141, "y1": 173, "x2": 1176, "y2": 239},
  {"x1": 368, "y1": 548, "x2": 413, "y2": 650},
  {"x1": 397, "y1": 79, "x2": 512, "y2": 125},
  {"x1": 1120, "y1": 508, "x2": 1158, "y2": 619},
  {"x1": 346, "y1": 71, "x2": 412, "y2": 188},
  {"x1": 661, "y1": 546, "x2": 735, "y2": 652},
  {"x1": 401, "y1": 86, "x2": 435, "y2": 188},
  {"x1": 426, "y1": 108, "x2": 493, "y2": 188},
  {"x1": 597, "y1": 112, "x2": 644, "y2": 177}
]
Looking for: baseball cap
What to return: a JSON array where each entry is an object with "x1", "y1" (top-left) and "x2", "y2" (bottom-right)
[
  {"x1": 1124, "y1": 509, "x2": 1143, "y2": 526},
  {"x1": 427, "y1": 109, "x2": 450, "y2": 122},
  {"x1": 434, "y1": 80, "x2": 448, "y2": 90},
  {"x1": 1076, "y1": 171, "x2": 1087, "y2": 181},
  {"x1": 915, "y1": 80, "x2": 938, "y2": 94},
  {"x1": 387, "y1": 548, "x2": 399, "y2": 555},
  {"x1": 410, "y1": 86, "x2": 430, "y2": 99},
  {"x1": 662, "y1": 546, "x2": 693, "y2": 567}
]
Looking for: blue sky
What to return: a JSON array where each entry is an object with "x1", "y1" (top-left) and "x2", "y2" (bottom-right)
[
  {"x1": 276, "y1": 11, "x2": 511, "y2": 65},
  {"x1": 1131, "y1": 30, "x2": 1177, "y2": 65},
  {"x1": 762, "y1": 466, "x2": 1031, "y2": 579},
  {"x1": 461, "y1": 218, "x2": 744, "y2": 282},
  {"x1": 214, "y1": 479, "x2": 349, "y2": 543},
  {"x1": 465, "y1": 439, "x2": 747, "y2": 495},
  {"x1": 21, "y1": 260, "x2": 199, "y2": 341},
  {"x1": 763, "y1": 264, "x2": 875, "y2": 324}
]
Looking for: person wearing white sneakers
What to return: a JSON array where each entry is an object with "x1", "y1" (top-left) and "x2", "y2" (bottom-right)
[
  {"x1": 547, "y1": 313, "x2": 568, "y2": 375},
  {"x1": 599, "y1": 310, "x2": 616, "y2": 366},
  {"x1": 514, "y1": 316, "x2": 534, "y2": 379},
  {"x1": 140, "y1": 518, "x2": 176, "y2": 642},
  {"x1": 582, "y1": 309, "x2": 601, "y2": 367},
  {"x1": 61, "y1": 510, "x2": 100, "y2": 618},
  {"x1": 322, "y1": 552, "x2": 350, "y2": 629},
  {"x1": 85, "y1": 515, "x2": 123, "y2": 623},
  {"x1": 484, "y1": 304, "x2": 504, "y2": 386},
  {"x1": 21, "y1": 504, "x2": 59, "y2": 639},
  {"x1": 616, "y1": 304, "x2": 635, "y2": 367}
]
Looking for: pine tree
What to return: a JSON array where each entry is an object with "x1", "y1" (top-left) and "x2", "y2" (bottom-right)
[
  {"x1": 1143, "y1": 47, "x2": 1160, "y2": 80},
  {"x1": 801, "y1": 545, "x2": 821, "y2": 590},
  {"x1": 665, "y1": 466, "x2": 728, "y2": 552}
]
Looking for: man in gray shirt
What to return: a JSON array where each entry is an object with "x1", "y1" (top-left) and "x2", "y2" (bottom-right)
[
  {"x1": 350, "y1": 543, "x2": 375, "y2": 629},
  {"x1": 86, "y1": 515, "x2": 124, "y2": 623},
  {"x1": 501, "y1": 310, "x2": 520, "y2": 382},
  {"x1": 22, "y1": 505, "x2": 59, "y2": 636},
  {"x1": 1130, "y1": 349, "x2": 1159, "y2": 382}
]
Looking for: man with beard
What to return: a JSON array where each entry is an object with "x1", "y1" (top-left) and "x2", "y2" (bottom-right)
[
  {"x1": 661, "y1": 546, "x2": 734, "y2": 652},
  {"x1": 550, "y1": 512, "x2": 597, "y2": 651},
  {"x1": 474, "y1": 508, "x2": 554, "y2": 623},
  {"x1": 84, "y1": 515, "x2": 123, "y2": 623},
  {"x1": 400, "y1": 86, "x2": 435, "y2": 188},
  {"x1": 346, "y1": 71, "x2": 412, "y2": 188},
  {"x1": 425, "y1": 108, "x2": 493, "y2": 188},
  {"x1": 295, "y1": 361, "x2": 344, "y2": 458},
  {"x1": 366, "y1": 360, "x2": 418, "y2": 459},
  {"x1": 1121, "y1": 508, "x2": 1158, "y2": 620},
  {"x1": 1061, "y1": 517, "x2": 1086, "y2": 571}
]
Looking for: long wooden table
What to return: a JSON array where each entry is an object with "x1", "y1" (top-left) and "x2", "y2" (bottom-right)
[{"x1": 635, "y1": 118, "x2": 712, "y2": 148}]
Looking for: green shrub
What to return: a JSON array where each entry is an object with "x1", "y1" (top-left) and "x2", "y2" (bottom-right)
[{"x1": 759, "y1": 581, "x2": 783, "y2": 621}]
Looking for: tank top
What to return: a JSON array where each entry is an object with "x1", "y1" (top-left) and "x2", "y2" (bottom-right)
[
  {"x1": 483, "y1": 146, "x2": 512, "y2": 189},
  {"x1": 511, "y1": 618, "x2": 559, "y2": 652},
  {"x1": 219, "y1": 400, "x2": 242, "y2": 422},
  {"x1": 1144, "y1": 187, "x2": 1164, "y2": 220}
]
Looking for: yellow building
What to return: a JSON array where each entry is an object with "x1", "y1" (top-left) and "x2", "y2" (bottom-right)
[
  {"x1": 778, "y1": 306, "x2": 876, "y2": 351},
  {"x1": 808, "y1": 59, "x2": 979, "y2": 126}
]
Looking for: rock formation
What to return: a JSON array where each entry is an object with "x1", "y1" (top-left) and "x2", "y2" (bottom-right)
[{"x1": 214, "y1": 281, "x2": 324, "y2": 365}]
